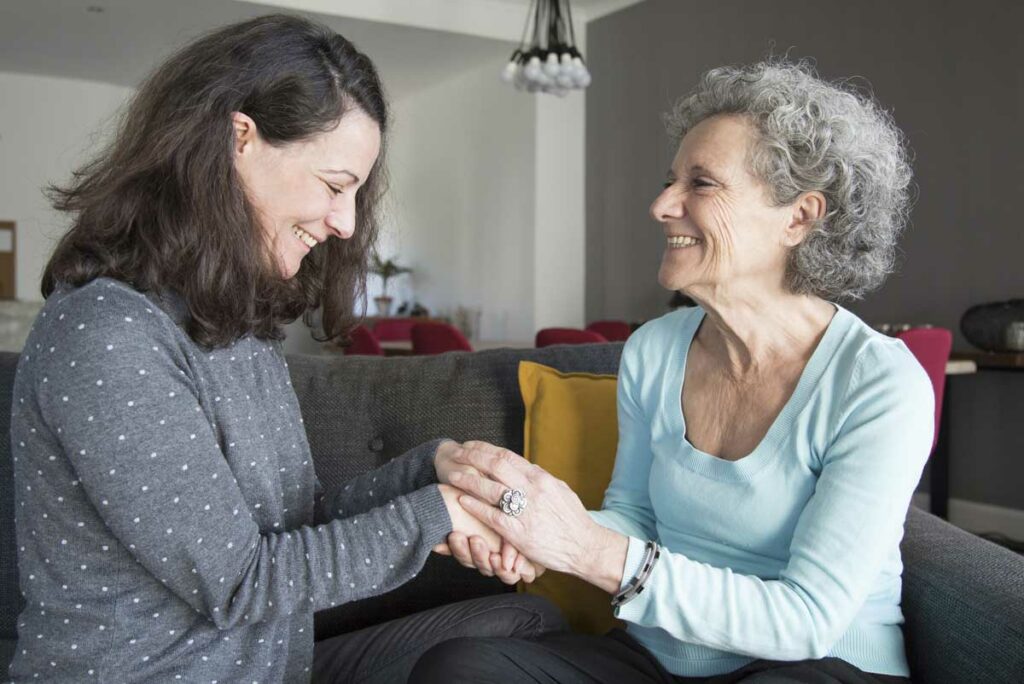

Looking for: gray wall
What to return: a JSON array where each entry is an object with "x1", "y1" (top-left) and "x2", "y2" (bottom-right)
[{"x1": 586, "y1": 0, "x2": 1023, "y2": 512}]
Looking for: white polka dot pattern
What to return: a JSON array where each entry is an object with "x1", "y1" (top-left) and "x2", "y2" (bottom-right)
[{"x1": 8, "y1": 278, "x2": 452, "y2": 682}]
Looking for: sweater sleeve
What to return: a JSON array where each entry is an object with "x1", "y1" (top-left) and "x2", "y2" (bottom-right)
[
  {"x1": 612, "y1": 341, "x2": 934, "y2": 661},
  {"x1": 314, "y1": 439, "x2": 446, "y2": 524},
  {"x1": 31, "y1": 294, "x2": 452, "y2": 630},
  {"x1": 588, "y1": 331, "x2": 659, "y2": 542}
]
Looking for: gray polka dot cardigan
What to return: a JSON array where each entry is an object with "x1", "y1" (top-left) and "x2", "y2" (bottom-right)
[{"x1": 8, "y1": 278, "x2": 452, "y2": 682}]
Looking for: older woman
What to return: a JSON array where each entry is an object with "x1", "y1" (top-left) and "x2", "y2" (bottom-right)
[
  {"x1": 8, "y1": 14, "x2": 560, "y2": 684},
  {"x1": 413, "y1": 61, "x2": 931, "y2": 683}
]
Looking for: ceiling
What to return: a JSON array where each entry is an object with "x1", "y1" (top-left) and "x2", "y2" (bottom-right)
[
  {"x1": 493, "y1": 0, "x2": 642, "y2": 13},
  {"x1": 0, "y1": 0, "x2": 513, "y2": 97}
]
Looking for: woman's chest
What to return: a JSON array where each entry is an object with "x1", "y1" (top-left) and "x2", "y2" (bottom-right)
[
  {"x1": 190, "y1": 345, "x2": 315, "y2": 529},
  {"x1": 681, "y1": 359, "x2": 802, "y2": 461},
  {"x1": 647, "y1": 442, "x2": 818, "y2": 566}
]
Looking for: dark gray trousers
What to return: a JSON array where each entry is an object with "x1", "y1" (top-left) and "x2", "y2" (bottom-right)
[
  {"x1": 409, "y1": 627, "x2": 912, "y2": 684},
  {"x1": 311, "y1": 593, "x2": 566, "y2": 683}
]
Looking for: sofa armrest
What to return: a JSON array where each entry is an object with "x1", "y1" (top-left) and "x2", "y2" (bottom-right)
[{"x1": 901, "y1": 507, "x2": 1024, "y2": 683}]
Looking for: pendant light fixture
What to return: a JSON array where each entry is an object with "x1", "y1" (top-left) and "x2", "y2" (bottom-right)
[{"x1": 500, "y1": 0, "x2": 591, "y2": 96}]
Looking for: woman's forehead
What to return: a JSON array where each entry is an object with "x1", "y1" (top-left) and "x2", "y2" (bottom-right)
[{"x1": 673, "y1": 115, "x2": 755, "y2": 173}]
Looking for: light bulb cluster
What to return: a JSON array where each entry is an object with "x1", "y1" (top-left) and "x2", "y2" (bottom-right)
[
  {"x1": 502, "y1": 0, "x2": 590, "y2": 96},
  {"x1": 501, "y1": 49, "x2": 591, "y2": 95}
]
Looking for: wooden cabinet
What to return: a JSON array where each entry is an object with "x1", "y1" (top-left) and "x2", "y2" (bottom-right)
[{"x1": 0, "y1": 222, "x2": 14, "y2": 300}]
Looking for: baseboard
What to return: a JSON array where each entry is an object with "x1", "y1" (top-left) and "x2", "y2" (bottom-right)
[{"x1": 912, "y1": 493, "x2": 1024, "y2": 540}]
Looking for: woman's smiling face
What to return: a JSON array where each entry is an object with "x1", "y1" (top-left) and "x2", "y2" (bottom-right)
[
  {"x1": 649, "y1": 114, "x2": 795, "y2": 296},
  {"x1": 233, "y1": 107, "x2": 381, "y2": 279}
]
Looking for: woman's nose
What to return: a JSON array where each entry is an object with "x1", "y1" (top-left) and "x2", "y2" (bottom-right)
[
  {"x1": 325, "y1": 206, "x2": 355, "y2": 239},
  {"x1": 650, "y1": 185, "x2": 685, "y2": 223}
]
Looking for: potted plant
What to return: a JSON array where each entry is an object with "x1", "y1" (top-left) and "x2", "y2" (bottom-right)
[{"x1": 369, "y1": 252, "x2": 412, "y2": 316}]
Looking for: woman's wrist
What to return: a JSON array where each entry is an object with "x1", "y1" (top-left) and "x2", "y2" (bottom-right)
[{"x1": 572, "y1": 523, "x2": 629, "y2": 594}]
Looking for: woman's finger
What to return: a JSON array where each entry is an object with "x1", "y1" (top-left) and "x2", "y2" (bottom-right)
[
  {"x1": 461, "y1": 440, "x2": 509, "y2": 455},
  {"x1": 491, "y1": 552, "x2": 521, "y2": 585},
  {"x1": 452, "y1": 466, "x2": 480, "y2": 484},
  {"x1": 458, "y1": 495, "x2": 511, "y2": 534},
  {"x1": 447, "y1": 533, "x2": 475, "y2": 569},
  {"x1": 469, "y1": 536, "x2": 494, "y2": 577},
  {"x1": 453, "y1": 444, "x2": 531, "y2": 490},
  {"x1": 501, "y1": 540, "x2": 518, "y2": 572},
  {"x1": 449, "y1": 469, "x2": 507, "y2": 506},
  {"x1": 433, "y1": 543, "x2": 451, "y2": 555},
  {"x1": 518, "y1": 557, "x2": 537, "y2": 584}
]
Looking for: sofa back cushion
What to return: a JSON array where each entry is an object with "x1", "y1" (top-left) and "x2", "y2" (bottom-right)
[{"x1": 0, "y1": 353, "x2": 21, "y2": 642}]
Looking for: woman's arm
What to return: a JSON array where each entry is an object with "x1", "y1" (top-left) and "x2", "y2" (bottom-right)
[
  {"x1": 588, "y1": 333, "x2": 659, "y2": 543},
  {"x1": 606, "y1": 346, "x2": 932, "y2": 659},
  {"x1": 28, "y1": 291, "x2": 452, "y2": 630},
  {"x1": 313, "y1": 438, "x2": 448, "y2": 524}
]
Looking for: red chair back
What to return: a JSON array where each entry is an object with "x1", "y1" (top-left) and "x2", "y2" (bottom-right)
[
  {"x1": 586, "y1": 320, "x2": 631, "y2": 342},
  {"x1": 344, "y1": 325, "x2": 384, "y2": 356},
  {"x1": 372, "y1": 318, "x2": 418, "y2": 342},
  {"x1": 895, "y1": 327, "x2": 953, "y2": 453},
  {"x1": 411, "y1": 322, "x2": 473, "y2": 355},
  {"x1": 535, "y1": 328, "x2": 607, "y2": 348}
]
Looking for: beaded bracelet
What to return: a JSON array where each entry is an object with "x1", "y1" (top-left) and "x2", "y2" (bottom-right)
[{"x1": 611, "y1": 540, "x2": 661, "y2": 608}]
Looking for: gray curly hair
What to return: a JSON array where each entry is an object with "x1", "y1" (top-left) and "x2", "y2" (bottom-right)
[{"x1": 666, "y1": 60, "x2": 913, "y2": 301}]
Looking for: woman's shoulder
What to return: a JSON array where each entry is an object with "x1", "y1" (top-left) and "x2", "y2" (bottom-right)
[
  {"x1": 830, "y1": 307, "x2": 933, "y2": 403},
  {"x1": 625, "y1": 306, "x2": 701, "y2": 353},
  {"x1": 617, "y1": 307, "x2": 701, "y2": 388},
  {"x1": 44, "y1": 278, "x2": 177, "y2": 324},
  {"x1": 27, "y1": 278, "x2": 186, "y2": 361}
]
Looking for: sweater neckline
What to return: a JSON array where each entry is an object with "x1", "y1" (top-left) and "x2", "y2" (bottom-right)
[{"x1": 665, "y1": 304, "x2": 853, "y2": 482}]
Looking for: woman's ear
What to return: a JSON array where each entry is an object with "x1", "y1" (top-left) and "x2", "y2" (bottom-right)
[
  {"x1": 231, "y1": 112, "x2": 259, "y2": 156},
  {"x1": 784, "y1": 191, "x2": 826, "y2": 247}
]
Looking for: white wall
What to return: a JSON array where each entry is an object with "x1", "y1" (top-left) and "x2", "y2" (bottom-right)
[
  {"x1": 0, "y1": 68, "x2": 540, "y2": 354},
  {"x1": 0, "y1": 71, "x2": 132, "y2": 301},
  {"x1": 364, "y1": 60, "x2": 537, "y2": 342},
  {"x1": 533, "y1": 87, "x2": 586, "y2": 331}
]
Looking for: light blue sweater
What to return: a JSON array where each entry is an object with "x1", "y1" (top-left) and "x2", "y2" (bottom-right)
[{"x1": 589, "y1": 305, "x2": 933, "y2": 678}]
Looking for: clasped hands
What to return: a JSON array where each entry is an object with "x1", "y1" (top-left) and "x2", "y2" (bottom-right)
[{"x1": 433, "y1": 440, "x2": 619, "y2": 589}]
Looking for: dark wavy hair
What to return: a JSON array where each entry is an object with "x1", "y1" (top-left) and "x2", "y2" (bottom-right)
[{"x1": 42, "y1": 14, "x2": 388, "y2": 348}]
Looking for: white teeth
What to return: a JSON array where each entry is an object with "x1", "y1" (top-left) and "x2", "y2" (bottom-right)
[
  {"x1": 292, "y1": 227, "x2": 317, "y2": 248},
  {"x1": 667, "y1": 235, "x2": 701, "y2": 248}
]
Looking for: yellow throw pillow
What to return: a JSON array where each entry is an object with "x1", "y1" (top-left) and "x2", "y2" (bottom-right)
[{"x1": 517, "y1": 360, "x2": 622, "y2": 635}]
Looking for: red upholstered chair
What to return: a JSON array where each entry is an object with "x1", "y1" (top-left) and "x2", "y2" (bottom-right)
[
  {"x1": 372, "y1": 318, "x2": 418, "y2": 342},
  {"x1": 895, "y1": 327, "x2": 953, "y2": 453},
  {"x1": 585, "y1": 320, "x2": 631, "y2": 342},
  {"x1": 411, "y1": 322, "x2": 473, "y2": 355},
  {"x1": 535, "y1": 328, "x2": 607, "y2": 348},
  {"x1": 343, "y1": 325, "x2": 384, "y2": 356}
]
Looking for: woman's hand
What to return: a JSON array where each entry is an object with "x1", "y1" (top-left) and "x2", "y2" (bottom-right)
[
  {"x1": 437, "y1": 483, "x2": 502, "y2": 551},
  {"x1": 436, "y1": 483, "x2": 544, "y2": 584},
  {"x1": 433, "y1": 536, "x2": 546, "y2": 585},
  {"x1": 445, "y1": 441, "x2": 628, "y2": 594},
  {"x1": 434, "y1": 440, "x2": 481, "y2": 486}
]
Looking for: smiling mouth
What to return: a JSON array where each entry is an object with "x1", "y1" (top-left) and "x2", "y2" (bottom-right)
[
  {"x1": 667, "y1": 235, "x2": 702, "y2": 248},
  {"x1": 292, "y1": 226, "x2": 318, "y2": 248}
]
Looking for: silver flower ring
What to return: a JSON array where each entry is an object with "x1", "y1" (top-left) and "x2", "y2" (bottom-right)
[{"x1": 499, "y1": 489, "x2": 527, "y2": 517}]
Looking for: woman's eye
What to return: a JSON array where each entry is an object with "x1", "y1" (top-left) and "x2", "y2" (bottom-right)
[
  {"x1": 693, "y1": 178, "x2": 713, "y2": 188},
  {"x1": 326, "y1": 183, "x2": 343, "y2": 196}
]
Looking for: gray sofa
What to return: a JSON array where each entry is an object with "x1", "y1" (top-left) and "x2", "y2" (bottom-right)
[{"x1": 2, "y1": 345, "x2": 1023, "y2": 682}]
